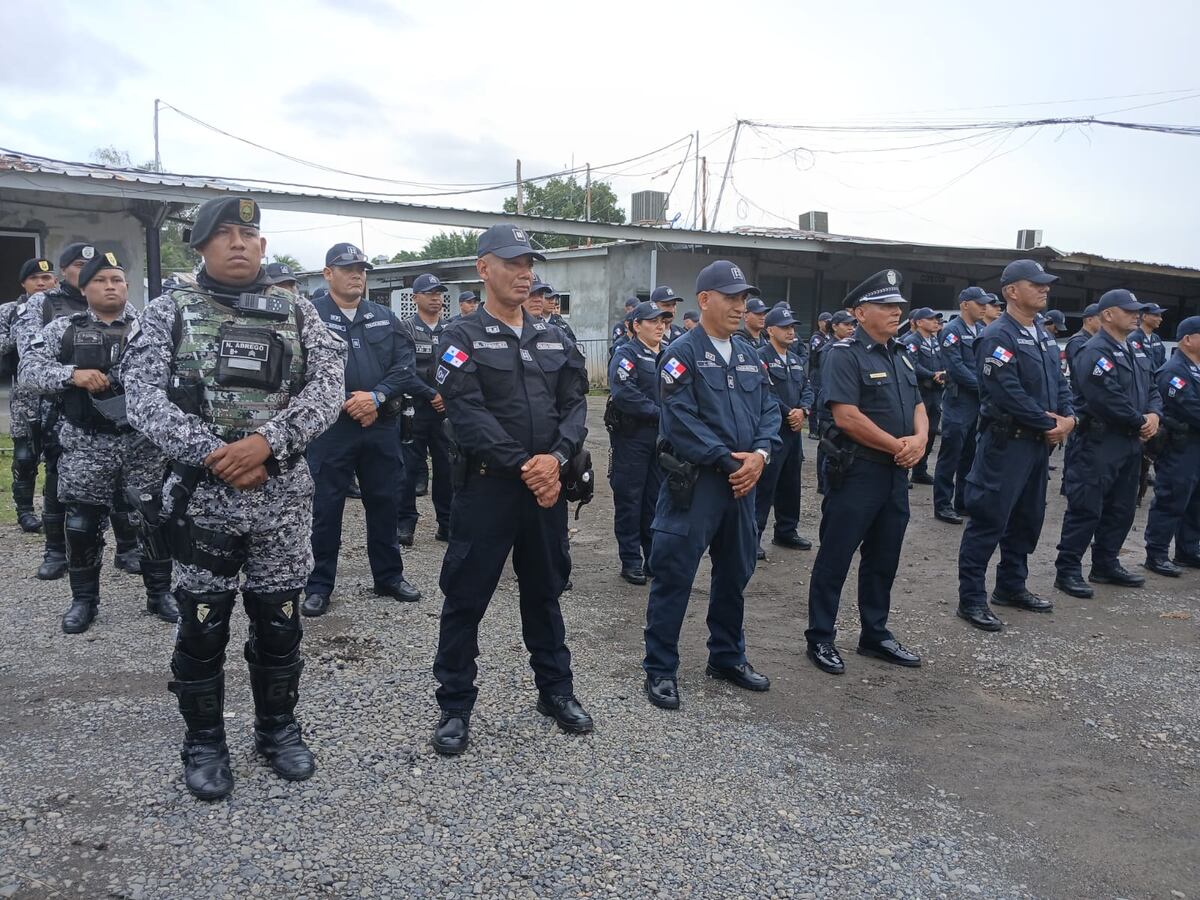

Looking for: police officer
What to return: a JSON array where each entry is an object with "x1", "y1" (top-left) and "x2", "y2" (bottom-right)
[
  {"x1": 1053, "y1": 290, "x2": 1162, "y2": 596},
  {"x1": 738, "y1": 296, "x2": 768, "y2": 348},
  {"x1": 805, "y1": 270, "x2": 927, "y2": 675},
  {"x1": 20, "y1": 252, "x2": 177, "y2": 632},
  {"x1": 1, "y1": 257, "x2": 57, "y2": 532},
  {"x1": 955, "y1": 260, "x2": 1074, "y2": 631},
  {"x1": 932, "y1": 287, "x2": 993, "y2": 524},
  {"x1": 611, "y1": 297, "x2": 638, "y2": 348},
  {"x1": 264, "y1": 262, "x2": 299, "y2": 294},
  {"x1": 121, "y1": 196, "x2": 346, "y2": 800},
  {"x1": 397, "y1": 272, "x2": 454, "y2": 546},
  {"x1": 649, "y1": 286, "x2": 687, "y2": 345},
  {"x1": 755, "y1": 305, "x2": 814, "y2": 557},
  {"x1": 807, "y1": 311, "x2": 834, "y2": 437},
  {"x1": 1144, "y1": 316, "x2": 1200, "y2": 572},
  {"x1": 302, "y1": 245, "x2": 422, "y2": 616},
  {"x1": 981, "y1": 295, "x2": 1003, "y2": 324},
  {"x1": 607, "y1": 301, "x2": 669, "y2": 584},
  {"x1": 642, "y1": 260, "x2": 781, "y2": 710},
  {"x1": 1042, "y1": 308, "x2": 1065, "y2": 338},
  {"x1": 901, "y1": 308, "x2": 945, "y2": 485},
  {"x1": 544, "y1": 292, "x2": 577, "y2": 343},
  {"x1": 1135, "y1": 304, "x2": 1168, "y2": 370},
  {"x1": 1064, "y1": 303, "x2": 1100, "y2": 378},
  {"x1": 452, "y1": 289, "x2": 479, "y2": 321},
  {"x1": 14, "y1": 243, "x2": 139, "y2": 580},
  {"x1": 430, "y1": 223, "x2": 591, "y2": 755},
  {"x1": 681, "y1": 310, "x2": 699, "y2": 331},
  {"x1": 812, "y1": 311, "x2": 856, "y2": 495}
]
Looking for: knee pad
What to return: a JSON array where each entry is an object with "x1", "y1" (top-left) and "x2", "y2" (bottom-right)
[
  {"x1": 65, "y1": 502, "x2": 107, "y2": 568},
  {"x1": 175, "y1": 589, "x2": 236, "y2": 663},
  {"x1": 243, "y1": 589, "x2": 303, "y2": 664},
  {"x1": 11, "y1": 437, "x2": 37, "y2": 475}
]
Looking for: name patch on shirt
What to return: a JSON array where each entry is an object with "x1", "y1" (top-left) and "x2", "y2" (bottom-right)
[
  {"x1": 735, "y1": 364, "x2": 758, "y2": 373},
  {"x1": 535, "y1": 342, "x2": 564, "y2": 350},
  {"x1": 473, "y1": 340, "x2": 507, "y2": 349},
  {"x1": 326, "y1": 321, "x2": 347, "y2": 332},
  {"x1": 365, "y1": 319, "x2": 389, "y2": 329},
  {"x1": 1017, "y1": 338, "x2": 1035, "y2": 346},
  {"x1": 869, "y1": 372, "x2": 888, "y2": 379},
  {"x1": 485, "y1": 325, "x2": 501, "y2": 334}
]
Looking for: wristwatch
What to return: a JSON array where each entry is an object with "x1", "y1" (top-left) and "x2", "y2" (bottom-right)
[
  {"x1": 755, "y1": 448, "x2": 771, "y2": 465},
  {"x1": 372, "y1": 391, "x2": 385, "y2": 408},
  {"x1": 551, "y1": 451, "x2": 568, "y2": 467}
]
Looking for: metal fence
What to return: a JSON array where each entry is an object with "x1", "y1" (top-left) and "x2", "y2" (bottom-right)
[{"x1": 577, "y1": 340, "x2": 610, "y2": 387}]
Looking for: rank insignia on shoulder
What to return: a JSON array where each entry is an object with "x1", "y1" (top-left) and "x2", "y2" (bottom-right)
[
  {"x1": 441, "y1": 345, "x2": 469, "y2": 367},
  {"x1": 991, "y1": 347, "x2": 1013, "y2": 365}
]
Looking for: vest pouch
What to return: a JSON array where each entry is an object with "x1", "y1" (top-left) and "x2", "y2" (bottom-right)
[
  {"x1": 72, "y1": 330, "x2": 108, "y2": 370},
  {"x1": 214, "y1": 323, "x2": 288, "y2": 391}
]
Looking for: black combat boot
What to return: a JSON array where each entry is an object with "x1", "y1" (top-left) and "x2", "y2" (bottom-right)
[
  {"x1": 37, "y1": 513, "x2": 68, "y2": 580},
  {"x1": 141, "y1": 558, "x2": 179, "y2": 622},
  {"x1": 61, "y1": 565, "x2": 101, "y2": 634},
  {"x1": 12, "y1": 477, "x2": 42, "y2": 533},
  {"x1": 110, "y1": 510, "x2": 142, "y2": 574},
  {"x1": 168, "y1": 673, "x2": 233, "y2": 801},
  {"x1": 247, "y1": 656, "x2": 316, "y2": 781}
]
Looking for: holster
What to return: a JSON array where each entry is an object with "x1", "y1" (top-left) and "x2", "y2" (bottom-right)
[
  {"x1": 443, "y1": 419, "x2": 468, "y2": 489},
  {"x1": 561, "y1": 449, "x2": 595, "y2": 520},
  {"x1": 817, "y1": 422, "x2": 856, "y2": 490},
  {"x1": 657, "y1": 442, "x2": 699, "y2": 511}
]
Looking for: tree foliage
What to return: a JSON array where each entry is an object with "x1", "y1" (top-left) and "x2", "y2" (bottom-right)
[
  {"x1": 501, "y1": 176, "x2": 625, "y2": 248},
  {"x1": 271, "y1": 253, "x2": 302, "y2": 272},
  {"x1": 388, "y1": 230, "x2": 479, "y2": 263}
]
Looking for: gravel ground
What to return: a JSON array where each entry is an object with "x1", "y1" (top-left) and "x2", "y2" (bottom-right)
[{"x1": 0, "y1": 396, "x2": 1195, "y2": 899}]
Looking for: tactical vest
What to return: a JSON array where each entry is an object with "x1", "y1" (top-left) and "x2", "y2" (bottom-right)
[
  {"x1": 42, "y1": 287, "x2": 88, "y2": 325},
  {"x1": 58, "y1": 314, "x2": 132, "y2": 433},
  {"x1": 169, "y1": 286, "x2": 305, "y2": 441},
  {"x1": 403, "y1": 316, "x2": 439, "y2": 384}
]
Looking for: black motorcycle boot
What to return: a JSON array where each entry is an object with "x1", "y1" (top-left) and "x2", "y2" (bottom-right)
[
  {"x1": 110, "y1": 511, "x2": 142, "y2": 574},
  {"x1": 141, "y1": 558, "x2": 179, "y2": 622},
  {"x1": 168, "y1": 673, "x2": 233, "y2": 801},
  {"x1": 247, "y1": 657, "x2": 316, "y2": 782},
  {"x1": 61, "y1": 565, "x2": 101, "y2": 634},
  {"x1": 37, "y1": 513, "x2": 68, "y2": 580},
  {"x1": 12, "y1": 477, "x2": 42, "y2": 533}
]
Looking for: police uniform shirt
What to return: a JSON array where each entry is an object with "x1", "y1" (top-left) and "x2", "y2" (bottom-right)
[
  {"x1": 1064, "y1": 329, "x2": 1092, "y2": 379},
  {"x1": 663, "y1": 321, "x2": 686, "y2": 346},
  {"x1": 548, "y1": 313, "x2": 578, "y2": 344},
  {"x1": 821, "y1": 326, "x2": 919, "y2": 440},
  {"x1": 1157, "y1": 352, "x2": 1200, "y2": 429},
  {"x1": 611, "y1": 320, "x2": 628, "y2": 346},
  {"x1": 404, "y1": 313, "x2": 448, "y2": 400},
  {"x1": 609, "y1": 338, "x2": 661, "y2": 422},
  {"x1": 1136, "y1": 328, "x2": 1166, "y2": 370},
  {"x1": 736, "y1": 327, "x2": 764, "y2": 350},
  {"x1": 940, "y1": 316, "x2": 982, "y2": 394},
  {"x1": 976, "y1": 313, "x2": 1073, "y2": 431},
  {"x1": 901, "y1": 330, "x2": 944, "y2": 391},
  {"x1": 1073, "y1": 329, "x2": 1162, "y2": 428},
  {"x1": 657, "y1": 327, "x2": 782, "y2": 470},
  {"x1": 434, "y1": 307, "x2": 588, "y2": 471},
  {"x1": 313, "y1": 294, "x2": 416, "y2": 402},
  {"x1": 758, "y1": 342, "x2": 814, "y2": 422}
]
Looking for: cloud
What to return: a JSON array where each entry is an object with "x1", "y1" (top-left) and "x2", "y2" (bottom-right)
[
  {"x1": 281, "y1": 79, "x2": 397, "y2": 137},
  {"x1": 313, "y1": 0, "x2": 414, "y2": 29},
  {"x1": 0, "y1": 9, "x2": 145, "y2": 93}
]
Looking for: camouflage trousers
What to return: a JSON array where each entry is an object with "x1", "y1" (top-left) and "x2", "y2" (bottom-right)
[
  {"x1": 168, "y1": 460, "x2": 315, "y2": 594},
  {"x1": 57, "y1": 422, "x2": 166, "y2": 508},
  {"x1": 8, "y1": 383, "x2": 42, "y2": 440}
]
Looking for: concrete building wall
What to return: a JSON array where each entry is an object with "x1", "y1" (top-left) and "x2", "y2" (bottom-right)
[{"x1": 0, "y1": 192, "x2": 147, "y2": 305}]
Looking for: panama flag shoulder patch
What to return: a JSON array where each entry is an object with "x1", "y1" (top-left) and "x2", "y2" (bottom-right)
[
  {"x1": 442, "y1": 345, "x2": 469, "y2": 367},
  {"x1": 619, "y1": 357, "x2": 635, "y2": 372},
  {"x1": 1169, "y1": 375, "x2": 1187, "y2": 390},
  {"x1": 943, "y1": 332, "x2": 959, "y2": 346},
  {"x1": 664, "y1": 357, "x2": 687, "y2": 378},
  {"x1": 1093, "y1": 356, "x2": 1115, "y2": 377},
  {"x1": 991, "y1": 346, "x2": 1013, "y2": 365}
]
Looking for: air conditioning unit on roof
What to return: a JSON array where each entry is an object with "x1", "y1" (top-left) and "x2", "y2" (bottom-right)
[{"x1": 1017, "y1": 229, "x2": 1043, "y2": 250}]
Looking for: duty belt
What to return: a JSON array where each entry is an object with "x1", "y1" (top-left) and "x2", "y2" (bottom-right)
[
  {"x1": 849, "y1": 444, "x2": 899, "y2": 466},
  {"x1": 1080, "y1": 416, "x2": 1140, "y2": 438}
]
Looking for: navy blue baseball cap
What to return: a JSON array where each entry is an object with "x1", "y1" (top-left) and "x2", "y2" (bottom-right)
[
  {"x1": 1000, "y1": 259, "x2": 1057, "y2": 286},
  {"x1": 745, "y1": 297, "x2": 768, "y2": 315},
  {"x1": 18, "y1": 258, "x2": 53, "y2": 282},
  {"x1": 1082, "y1": 303, "x2": 1100, "y2": 318},
  {"x1": 624, "y1": 297, "x2": 639, "y2": 309},
  {"x1": 529, "y1": 278, "x2": 557, "y2": 298},
  {"x1": 476, "y1": 223, "x2": 545, "y2": 261},
  {"x1": 650, "y1": 285, "x2": 683, "y2": 304},
  {"x1": 765, "y1": 306, "x2": 798, "y2": 328},
  {"x1": 1097, "y1": 289, "x2": 1149, "y2": 313},
  {"x1": 326, "y1": 242, "x2": 373, "y2": 269},
  {"x1": 985, "y1": 292, "x2": 1002, "y2": 306},
  {"x1": 830, "y1": 310, "x2": 856, "y2": 326},
  {"x1": 413, "y1": 273, "x2": 448, "y2": 293},
  {"x1": 845, "y1": 269, "x2": 905, "y2": 307},
  {"x1": 696, "y1": 260, "x2": 759, "y2": 296},
  {"x1": 264, "y1": 262, "x2": 297, "y2": 285},
  {"x1": 457, "y1": 290, "x2": 478, "y2": 304},
  {"x1": 1140, "y1": 302, "x2": 1166, "y2": 315},
  {"x1": 1175, "y1": 316, "x2": 1200, "y2": 341},
  {"x1": 682, "y1": 310, "x2": 699, "y2": 323},
  {"x1": 632, "y1": 301, "x2": 670, "y2": 321},
  {"x1": 909, "y1": 307, "x2": 940, "y2": 322},
  {"x1": 817, "y1": 311, "x2": 833, "y2": 323},
  {"x1": 1043, "y1": 309, "x2": 1066, "y2": 327},
  {"x1": 959, "y1": 287, "x2": 988, "y2": 304}
]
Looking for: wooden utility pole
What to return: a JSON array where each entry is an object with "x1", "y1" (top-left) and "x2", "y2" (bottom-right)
[{"x1": 516, "y1": 160, "x2": 524, "y2": 214}]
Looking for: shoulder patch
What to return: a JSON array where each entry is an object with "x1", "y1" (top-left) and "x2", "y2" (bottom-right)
[
  {"x1": 619, "y1": 357, "x2": 635, "y2": 372},
  {"x1": 663, "y1": 357, "x2": 687, "y2": 378},
  {"x1": 435, "y1": 365, "x2": 449, "y2": 384},
  {"x1": 1092, "y1": 357, "x2": 1115, "y2": 376},
  {"x1": 441, "y1": 345, "x2": 469, "y2": 367},
  {"x1": 943, "y1": 332, "x2": 959, "y2": 346},
  {"x1": 990, "y1": 346, "x2": 1013, "y2": 365},
  {"x1": 1168, "y1": 375, "x2": 1187, "y2": 391}
]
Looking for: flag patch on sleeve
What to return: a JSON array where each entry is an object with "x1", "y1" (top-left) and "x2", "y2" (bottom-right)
[
  {"x1": 664, "y1": 357, "x2": 686, "y2": 378},
  {"x1": 441, "y1": 346, "x2": 469, "y2": 367},
  {"x1": 619, "y1": 357, "x2": 635, "y2": 372},
  {"x1": 991, "y1": 346, "x2": 1013, "y2": 364},
  {"x1": 1169, "y1": 375, "x2": 1187, "y2": 390},
  {"x1": 943, "y1": 333, "x2": 959, "y2": 346},
  {"x1": 1093, "y1": 356, "x2": 1114, "y2": 376}
]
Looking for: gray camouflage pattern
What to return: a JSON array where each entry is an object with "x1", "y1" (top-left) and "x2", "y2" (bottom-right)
[
  {"x1": 12, "y1": 291, "x2": 53, "y2": 357},
  {"x1": 0, "y1": 299, "x2": 41, "y2": 439}
]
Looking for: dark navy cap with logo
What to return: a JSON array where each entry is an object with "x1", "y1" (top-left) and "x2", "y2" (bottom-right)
[
  {"x1": 909, "y1": 307, "x2": 941, "y2": 322},
  {"x1": 1000, "y1": 259, "x2": 1058, "y2": 287},
  {"x1": 985, "y1": 292, "x2": 1002, "y2": 306},
  {"x1": 326, "y1": 242, "x2": 373, "y2": 269},
  {"x1": 264, "y1": 262, "x2": 297, "y2": 285},
  {"x1": 1043, "y1": 309, "x2": 1066, "y2": 328},
  {"x1": 830, "y1": 310, "x2": 856, "y2": 326},
  {"x1": 78, "y1": 251, "x2": 124, "y2": 289},
  {"x1": 1175, "y1": 316, "x2": 1200, "y2": 341},
  {"x1": 19, "y1": 258, "x2": 53, "y2": 282},
  {"x1": 745, "y1": 297, "x2": 768, "y2": 315},
  {"x1": 476, "y1": 223, "x2": 545, "y2": 261},
  {"x1": 959, "y1": 286, "x2": 988, "y2": 304},
  {"x1": 1098, "y1": 289, "x2": 1149, "y2": 313},
  {"x1": 682, "y1": 310, "x2": 699, "y2": 323},
  {"x1": 58, "y1": 243, "x2": 96, "y2": 268},
  {"x1": 529, "y1": 278, "x2": 557, "y2": 297},
  {"x1": 458, "y1": 290, "x2": 478, "y2": 304},
  {"x1": 624, "y1": 297, "x2": 638, "y2": 310},
  {"x1": 188, "y1": 197, "x2": 261, "y2": 250},
  {"x1": 1140, "y1": 302, "x2": 1166, "y2": 315},
  {"x1": 765, "y1": 306, "x2": 798, "y2": 328},
  {"x1": 695, "y1": 260, "x2": 759, "y2": 296},
  {"x1": 845, "y1": 269, "x2": 905, "y2": 307},
  {"x1": 632, "y1": 300, "x2": 670, "y2": 321},
  {"x1": 650, "y1": 285, "x2": 683, "y2": 304},
  {"x1": 1082, "y1": 303, "x2": 1100, "y2": 318},
  {"x1": 817, "y1": 311, "x2": 833, "y2": 323},
  {"x1": 413, "y1": 273, "x2": 448, "y2": 293}
]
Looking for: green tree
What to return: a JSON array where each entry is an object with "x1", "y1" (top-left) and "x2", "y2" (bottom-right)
[
  {"x1": 387, "y1": 230, "x2": 479, "y2": 263},
  {"x1": 502, "y1": 176, "x2": 625, "y2": 248},
  {"x1": 272, "y1": 253, "x2": 302, "y2": 272}
]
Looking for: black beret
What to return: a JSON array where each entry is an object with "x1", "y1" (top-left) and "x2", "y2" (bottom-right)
[
  {"x1": 188, "y1": 197, "x2": 261, "y2": 249},
  {"x1": 59, "y1": 242, "x2": 97, "y2": 268},
  {"x1": 78, "y1": 251, "x2": 124, "y2": 288},
  {"x1": 19, "y1": 258, "x2": 53, "y2": 282}
]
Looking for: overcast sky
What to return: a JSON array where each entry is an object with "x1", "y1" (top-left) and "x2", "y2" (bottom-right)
[{"x1": 3, "y1": 0, "x2": 1199, "y2": 270}]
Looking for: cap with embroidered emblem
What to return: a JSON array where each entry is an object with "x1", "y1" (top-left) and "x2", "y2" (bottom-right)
[
  {"x1": 1097, "y1": 289, "x2": 1149, "y2": 313},
  {"x1": 413, "y1": 273, "x2": 448, "y2": 293},
  {"x1": 745, "y1": 297, "x2": 768, "y2": 315},
  {"x1": 1140, "y1": 302, "x2": 1166, "y2": 316},
  {"x1": 817, "y1": 311, "x2": 833, "y2": 323},
  {"x1": 78, "y1": 251, "x2": 124, "y2": 288},
  {"x1": 1082, "y1": 303, "x2": 1100, "y2": 318},
  {"x1": 650, "y1": 285, "x2": 683, "y2": 304},
  {"x1": 325, "y1": 242, "x2": 373, "y2": 269},
  {"x1": 58, "y1": 243, "x2": 96, "y2": 268},
  {"x1": 19, "y1": 258, "x2": 54, "y2": 282},
  {"x1": 958, "y1": 286, "x2": 989, "y2": 304},
  {"x1": 529, "y1": 278, "x2": 557, "y2": 298},
  {"x1": 476, "y1": 223, "x2": 545, "y2": 261},
  {"x1": 696, "y1": 260, "x2": 759, "y2": 296},
  {"x1": 264, "y1": 262, "x2": 297, "y2": 285},
  {"x1": 632, "y1": 301, "x2": 669, "y2": 321},
  {"x1": 1000, "y1": 259, "x2": 1058, "y2": 286},
  {"x1": 1043, "y1": 309, "x2": 1066, "y2": 328},
  {"x1": 909, "y1": 307, "x2": 941, "y2": 322},
  {"x1": 188, "y1": 197, "x2": 261, "y2": 249},
  {"x1": 765, "y1": 306, "x2": 798, "y2": 328},
  {"x1": 682, "y1": 310, "x2": 699, "y2": 323},
  {"x1": 1175, "y1": 316, "x2": 1200, "y2": 341},
  {"x1": 457, "y1": 290, "x2": 478, "y2": 304},
  {"x1": 844, "y1": 269, "x2": 905, "y2": 307},
  {"x1": 830, "y1": 310, "x2": 856, "y2": 326}
]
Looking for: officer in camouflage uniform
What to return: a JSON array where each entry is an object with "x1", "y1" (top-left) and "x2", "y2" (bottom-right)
[
  {"x1": 1, "y1": 257, "x2": 58, "y2": 533},
  {"x1": 20, "y1": 252, "x2": 176, "y2": 633},
  {"x1": 120, "y1": 196, "x2": 345, "y2": 801}
]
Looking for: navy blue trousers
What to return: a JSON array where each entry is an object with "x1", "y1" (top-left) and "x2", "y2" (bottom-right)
[
  {"x1": 933, "y1": 394, "x2": 978, "y2": 511},
  {"x1": 608, "y1": 426, "x2": 662, "y2": 569},
  {"x1": 805, "y1": 458, "x2": 908, "y2": 646},
  {"x1": 1056, "y1": 433, "x2": 1141, "y2": 576},
  {"x1": 398, "y1": 402, "x2": 453, "y2": 532},
  {"x1": 1145, "y1": 438, "x2": 1200, "y2": 558},
  {"x1": 306, "y1": 414, "x2": 404, "y2": 594},
  {"x1": 434, "y1": 476, "x2": 573, "y2": 711},
  {"x1": 643, "y1": 468, "x2": 756, "y2": 678},
  {"x1": 755, "y1": 429, "x2": 803, "y2": 541},
  {"x1": 957, "y1": 432, "x2": 1048, "y2": 608}
]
